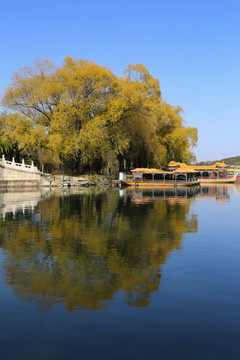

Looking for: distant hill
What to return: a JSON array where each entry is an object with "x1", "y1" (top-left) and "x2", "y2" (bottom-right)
[{"x1": 197, "y1": 156, "x2": 240, "y2": 166}]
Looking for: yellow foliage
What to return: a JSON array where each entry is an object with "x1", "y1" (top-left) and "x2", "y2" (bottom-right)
[{"x1": 0, "y1": 57, "x2": 198, "y2": 172}]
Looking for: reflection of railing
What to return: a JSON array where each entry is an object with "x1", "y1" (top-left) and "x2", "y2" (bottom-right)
[
  {"x1": 0, "y1": 191, "x2": 43, "y2": 219},
  {"x1": 0, "y1": 155, "x2": 41, "y2": 174}
]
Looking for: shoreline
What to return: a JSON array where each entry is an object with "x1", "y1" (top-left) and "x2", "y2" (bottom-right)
[{"x1": 0, "y1": 174, "x2": 116, "y2": 189}]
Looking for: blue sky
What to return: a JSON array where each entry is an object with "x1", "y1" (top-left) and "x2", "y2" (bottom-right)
[{"x1": 1, "y1": 0, "x2": 239, "y2": 161}]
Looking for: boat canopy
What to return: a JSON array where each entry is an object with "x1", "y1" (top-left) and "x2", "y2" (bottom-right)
[
  {"x1": 131, "y1": 167, "x2": 196, "y2": 174},
  {"x1": 174, "y1": 167, "x2": 196, "y2": 173},
  {"x1": 168, "y1": 161, "x2": 187, "y2": 167},
  {"x1": 168, "y1": 161, "x2": 230, "y2": 171},
  {"x1": 132, "y1": 168, "x2": 167, "y2": 173}
]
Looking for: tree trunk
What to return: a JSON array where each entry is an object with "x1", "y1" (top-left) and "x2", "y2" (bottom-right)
[{"x1": 117, "y1": 154, "x2": 124, "y2": 172}]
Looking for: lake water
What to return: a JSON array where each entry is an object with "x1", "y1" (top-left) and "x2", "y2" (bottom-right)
[{"x1": 0, "y1": 185, "x2": 239, "y2": 360}]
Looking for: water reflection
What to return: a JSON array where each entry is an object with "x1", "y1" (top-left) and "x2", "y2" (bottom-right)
[
  {"x1": 197, "y1": 184, "x2": 238, "y2": 203},
  {"x1": 0, "y1": 186, "x2": 215, "y2": 313},
  {"x1": 127, "y1": 186, "x2": 200, "y2": 205}
]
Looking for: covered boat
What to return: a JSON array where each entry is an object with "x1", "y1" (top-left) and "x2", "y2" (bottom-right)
[
  {"x1": 121, "y1": 167, "x2": 200, "y2": 188},
  {"x1": 167, "y1": 161, "x2": 237, "y2": 184}
]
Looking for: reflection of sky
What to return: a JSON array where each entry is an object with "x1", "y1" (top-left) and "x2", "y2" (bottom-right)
[{"x1": 0, "y1": 250, "x2": 3, "y2": 278}]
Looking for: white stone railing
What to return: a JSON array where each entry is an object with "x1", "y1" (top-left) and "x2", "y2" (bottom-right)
[{"x1": 0, "y1": 154, "x2": 41, "y2": 174}]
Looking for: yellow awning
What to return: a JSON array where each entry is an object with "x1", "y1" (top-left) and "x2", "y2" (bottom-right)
[{"x1": 131, "y1": 167, "x2": 197, "y2": 174}]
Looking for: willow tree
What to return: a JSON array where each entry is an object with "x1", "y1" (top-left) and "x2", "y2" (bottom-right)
[
  {"x1": 111, "y1": 64, "x2": 197, "y2": 169},
  {"x1": 1, "y1": 57, "x2": 198, "y2": 173},
  {"x1": 48, "y1": 56, "x2": 125, "y2": 173},
  {"x1": 0, "y1": 59, "x2": 59, "y2": 170},
  {"x1": 154, "y1": 102, "x2": 198, "y2": 164},
  {"x1": 1, "y1": 58, "x2": 57, "y2": 125},
  {"x1": 0, "y1": 113, "x2": 12, "y2": 156},
  {"x1": 117, "y1": 64, "x2": 167, "y2": 169},
  {"x1": 2, "y1": 113, "x2": 51, "y2": 172}
]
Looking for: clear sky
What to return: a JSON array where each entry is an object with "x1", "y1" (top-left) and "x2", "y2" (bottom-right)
[{"x1": 1, "y1": 0, "x2": 239, "y2": 161}]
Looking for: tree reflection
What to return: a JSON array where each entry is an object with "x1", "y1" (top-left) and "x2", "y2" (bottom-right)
[{"x1": 0, "y1": 189, "x2": 198, "y2": 312}]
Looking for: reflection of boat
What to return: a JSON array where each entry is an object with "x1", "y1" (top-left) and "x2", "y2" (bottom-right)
[
  {"x1": 125, "y1": 187, "x2": 200, "y2": 205},
  {"x1": 196, "y1": 184, "x2": 233, "y2": 203},
  {"x1": 122, "y1": 168, "x2": 200, "y2": 188},
  {"x1": 200, "y1": 183, "x2": 238, "y2": 190},
  {"x1": 126, "y1": 183, "x2": 237, "y2": 206}
]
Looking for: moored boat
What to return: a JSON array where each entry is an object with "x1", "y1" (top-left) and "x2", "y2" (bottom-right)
[
  {"x1": 227, "y1": 169, "x2": 240, "y2": 182},
  {"x1": 167, "y1": 161, "x2": 238, "y2": 184},
  {"x1": 121, "y1": 168, "x2": 200, "y2": 188},
  {"x1": 199, "y1": 173, "x2": 238, "y2": 184}
]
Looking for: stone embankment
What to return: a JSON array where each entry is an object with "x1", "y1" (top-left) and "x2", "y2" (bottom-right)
[
  {"x1": 0, "y1": 155, "x2": 42, "y2": 188},
  {"x1": 41, "y1": 175, "x2": 89, "y2": 187},
  {"x1": 41, "y1": 174, "x2": 113, "y2": 187},
  {"x1": 0, "y1": 155, "x2": 41, "y2": 178},
  {"x1": 0, "y1": 155, "x2": 115, "y2": 188}
]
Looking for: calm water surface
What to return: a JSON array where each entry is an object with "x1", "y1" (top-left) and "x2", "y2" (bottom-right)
[{"x1": 0, "y1": 185, "x2": 239, "y2": 359}]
